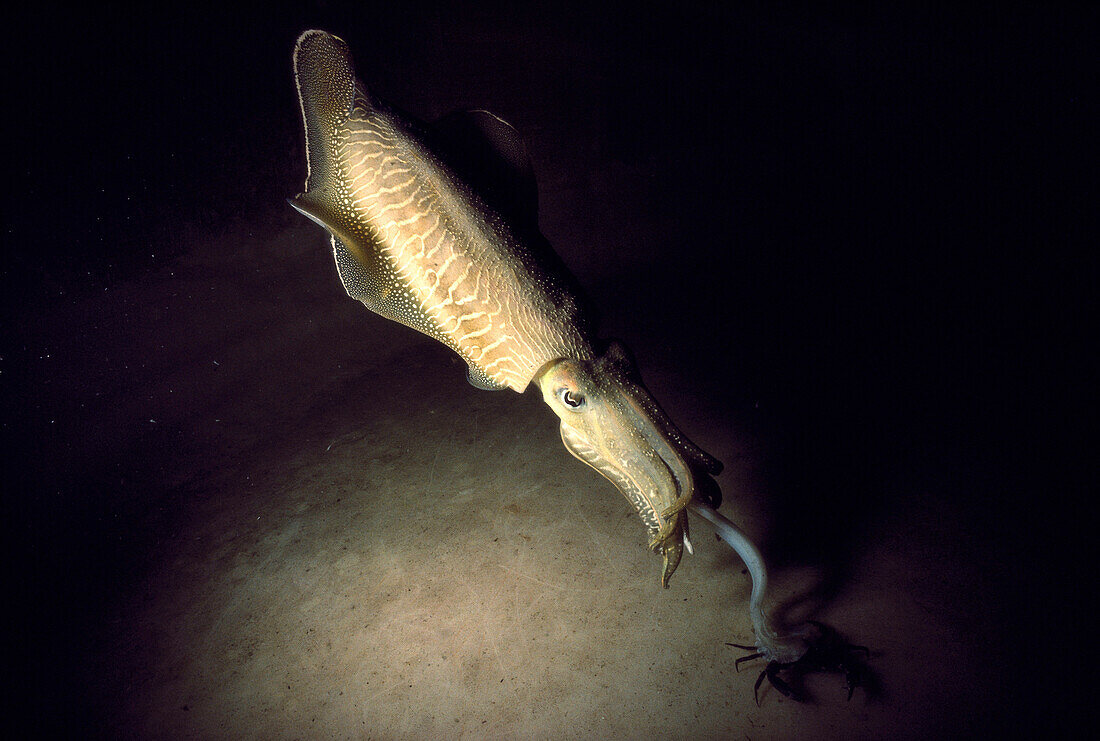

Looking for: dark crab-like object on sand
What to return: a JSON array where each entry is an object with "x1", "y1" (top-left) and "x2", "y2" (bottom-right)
[{"x1": 729, "y1": 620, "x2": 871, "y2": 705}]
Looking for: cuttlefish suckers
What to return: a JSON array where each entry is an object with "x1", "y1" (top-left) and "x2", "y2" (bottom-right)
[{"x1": 290, "y1": 30, "x2": 722, "y2": 586}]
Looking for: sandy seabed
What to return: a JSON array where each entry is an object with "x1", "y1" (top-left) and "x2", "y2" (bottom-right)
[{"x1": 7, "y1": 212, "x2": 1040, "y2": 739}]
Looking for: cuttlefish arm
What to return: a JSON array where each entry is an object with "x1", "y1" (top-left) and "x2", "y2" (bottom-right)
[{"x1": 289, "y1": 29, "x2": 718, "y2": 586}]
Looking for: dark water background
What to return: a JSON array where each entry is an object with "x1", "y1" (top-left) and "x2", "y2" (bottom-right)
[{"x1": 2, "y1": 1, "x2": 1091, "y2": 735}]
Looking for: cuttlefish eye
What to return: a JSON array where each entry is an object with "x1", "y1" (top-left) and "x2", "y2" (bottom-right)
[{"x1": 559, "y1": 388, "x2": 586, "y2": 409}]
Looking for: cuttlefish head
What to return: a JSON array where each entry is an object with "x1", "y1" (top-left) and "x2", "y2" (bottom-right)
[{"x1": 534, "y1": 341, "x2": 723, "y2": 587}]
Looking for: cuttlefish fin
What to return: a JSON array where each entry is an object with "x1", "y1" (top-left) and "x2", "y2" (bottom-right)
[
  {"x1": 327, "y1": 235, "x2": 390, "y2": 310},
  {"x1": 467, "y1": 364, "x2": 508, "y2": 391},
  {"x1": 287, "y1": 192, "x2": 340, "y2": 238},
  {"x1": 289, "y1": 30, "x2": 381, "y2": 251},
  {"x1": 430, "y1": 109, "x2": 539, "y2": 232},
  {"x1": 330, "y1": 234, "x2": 455, "y2": 343},
  {"x1": 288, "y1": 30, "x2": 375, "y2": 268},
  {"x1": 293, "y1": 30, "x2": 359, "y2": 199}
]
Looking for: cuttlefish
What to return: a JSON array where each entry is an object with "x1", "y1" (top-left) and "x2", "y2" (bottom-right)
[
  {"x1": 288, "y1": 29, "x2": 722, "y2": 587},
  {"x1": 288, "y1": 30, "x2": 868, "y2": 700}
]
